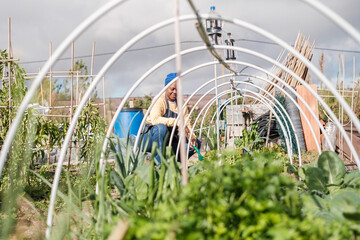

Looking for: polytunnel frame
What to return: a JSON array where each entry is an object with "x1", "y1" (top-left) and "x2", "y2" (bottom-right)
[
  {"x1": 174, "y1": 81, "x2": 294, "y2": 163},
  {"x1": 166, "y1": 64, "x2": 327, "y2": 156},
  {"x1": 106, "y1": 40, "x2": 358, "y2": 194},
  {"x1": 51, "y1": 2, "x2": 360, "y2": 237},
  {"x1": 1, "y1": 10, "x2": 358, "y2": 179},
  {"x1": 184, "y1": 88, "x2": 293, "y2": 165},
  {"x1": 204, "y1": 86, "x2": 311, "y2": 157},
  {"x1": 0, "y1": 1, "x2": 357, "y2": 237},
  {"x1": 181, "y1": 79, "x2": 322, "y2": 167},
  {"x1": 207, "y1": 94, "x2": 303, "y2": 154},
  {"x1": 134, "y1": 76, "x2": 292, "y2": 164},
  {"x1": 192, "y1": 75, "x2": 322, "y2": 156},
  {"x1": 107, "y1": 20, "x2": 360, "y2": 179},
  {"x1": 134, "y1": 55, "x2": 334, "y2": 169},
  {"x1": 194, "y1": 78, "x2": 321, "y2": 159},
  {"x1": 178, "y1": 78, "x2": 297, "y2": 156},
  {"x1": 203, "y1": 89, "x2": 295, "y2": 154},
  {"x1": 174, "y1": 81, "x2": 293, "y2": 157},
  {"x1": 18, "y1": 19, "x2": 360, "y2": 237},
  {"x1": 203, "y1": 80, "x2": 321, "y2": 157}
]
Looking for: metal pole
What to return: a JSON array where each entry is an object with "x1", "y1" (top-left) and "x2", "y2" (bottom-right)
[
  {"x1": 214, "y1": 59, "x2": 220, "y2": 153},
  {"x1": 174, "y1": 0, "x2": 187, "y2": 184}
]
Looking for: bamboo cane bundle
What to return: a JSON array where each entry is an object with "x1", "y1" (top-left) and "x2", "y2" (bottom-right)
[{"x1": 259, "y1": 32, "x2": 315, "y2": 98}]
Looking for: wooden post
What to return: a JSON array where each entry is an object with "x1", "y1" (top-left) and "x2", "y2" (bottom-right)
[
  {"x1": 175, "y1": 0, "x2": 188, "y2": 185},
  {"x1": 351, "y1": 56, "x2": 355, "y2": 161},
  {"x1": 102, "y1": 76, "x2": 106, "y2": 118},
  {"x1": 8, "y1": 18, "x2": 12, "y2": 124},
  {"x1": 40, "y1": 68, "x2": 45, "y2": 110},
  {"x1": 76, "y1": 70, "x2": 79, "y2": 165},
  {"x1": 341, "y1": 55, "x2": 345, "y2": 160},
  {"x1": 90, "y1": 41, "x2": 95, "y2": 104},
  {"x1": 49, "y1": 42, "x2": 52, "y2": 107},
  {"x1": 86, "y1": 42, "x2": 95, "y2": 150},
  {"x1": 338, "y1": 55, "x2": 341, "y2": 154},
  {"x1": 68, "y1": 41, "x2": 74, "y2": 170},
  {"x1": 76, "y1": 70, "x2": 79, "y2": 105}
]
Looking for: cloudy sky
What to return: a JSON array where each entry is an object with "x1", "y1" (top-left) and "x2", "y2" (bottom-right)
[{"x1": 0, "y1": 0, "x2": 359, "y2": 98}]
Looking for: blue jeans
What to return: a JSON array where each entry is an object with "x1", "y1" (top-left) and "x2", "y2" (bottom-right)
[{"x1": 140, "y1": 124, "x2": 201, "y2": 164}]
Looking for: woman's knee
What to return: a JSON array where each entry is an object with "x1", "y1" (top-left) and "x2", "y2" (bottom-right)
[{"x1": 152, "y1": 124, "x2": 168, "y2": 137}]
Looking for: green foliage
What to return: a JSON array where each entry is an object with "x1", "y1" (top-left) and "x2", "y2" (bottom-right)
[
  {"x1": 124, "y1": 151, "x2": 350, "y2": 239},
  {"x1": 296, "y1": 151, "x2": 360, "y2": 236},
  {"x1": 204, "y1": 125, "x2": 219, "y2": 151},
  {"x1": 55, "y1": 59, "x2": 97, "y2": 101},
  {"x1": 124, "y1": 96, "x2": 152, "y2": 109},
  {"x1": 234, "y1": 122, "x2": 264, "y2": 152},
  {"x1": 1, "y1": 54, "x2": 359, "y2": 240},
  {"x1": 76, "y1": 102, "x2": 107, "y2": 163},
  {"x1": 0, "y1": 51, "x2": 107, "y2": 238},
  {"x1": 299, "y1": 151, "x2": 347, "y2": 194}
]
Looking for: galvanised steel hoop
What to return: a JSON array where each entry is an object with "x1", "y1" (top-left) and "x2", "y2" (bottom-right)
[
  {"x1": 197, "y1": 64, "x2": 332, "y2": 153},
  {"x1": 176, "y1": 82, "x2": 295, "y2": 162},
  {"x1": 178, "y1": 79, "x2": 321, "y2": 167},
  {"x1": 183, "y1": 89, "x2": 293, "y2": 165},
  {"x1": 127, "y1": 38, "x2": 358, "y2": 169},
  {"x1": 215, "y1": 45, "x2": 360, "y2": 165},
  {"x1": 66, "y1": 2, "x2": 358, "y2": 235},
  {"x1": 132, "y1": 45, "x2": 338, "y2": 162},
  {"x1": 0, "y1": 4, "x2": 354, "y2": 236},
  {"x1": 40, "y1": 12, "x2": 360, "y2": 197},
  {"x1": 44, "y1": 18, "x2": 201, "y2": 237},
  {"x1": 185, "y1": 78, "x2": 299, "y2": 156},
  {"x1": 204, "y1": 87, "x2": 302, "y2": 153},
  {"x1": 228, "y1": 89, "x2": 298, "y2": 150},
  {"x1": 166, "y1": 60, "x2": 331, "y2": 155},
  {"x1": 169, "y1": 70, "x2": 324, "y2": 158},
  {"x1": 200, "y1": 76, "x2": 323, "y2": 156},
  {"x1": 0, "y1": 15, "x2": 356, "y2": 199},
  {"x1": 206, "y1": 94, "x2": 297, "y2": 152},
  {"x1": 35, "y1": 41, "x2": 360, "y2": 238},
  {"x1": 204, "y1": 78, "x2": 321, "y2": 157},
  {"x1": 134, "y1": 76, "x2": 294, "y2": 164}
]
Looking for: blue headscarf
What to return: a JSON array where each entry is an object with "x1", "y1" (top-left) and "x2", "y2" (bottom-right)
[{"x1": 165, "y1": 72, "x2": 177, "y2": 86}]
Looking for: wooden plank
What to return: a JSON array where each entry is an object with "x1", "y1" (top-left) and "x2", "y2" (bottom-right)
[{"x1": 296, "y1": 84, "x2": 321, "y2": 151}]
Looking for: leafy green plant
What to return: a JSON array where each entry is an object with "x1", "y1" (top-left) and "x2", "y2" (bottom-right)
[
  {"x1": 295, "y1": 151, "x2": 360, "y2": 236},
  {"x1": 234, "y1": 122, "x2": 264, "y2": 153},
  {"x1": 124, "y1": 150, "x2": 351, "y2": 239}
]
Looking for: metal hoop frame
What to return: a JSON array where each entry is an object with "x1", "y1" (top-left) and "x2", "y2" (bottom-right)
[{"x1": 0, "y1": 1, "x2": 358, "y2": 237}]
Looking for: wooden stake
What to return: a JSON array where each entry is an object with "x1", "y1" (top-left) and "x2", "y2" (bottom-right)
[
  {"x1": 68, "y1": 41, "x2": 74, "y2": 170},
  {"x1": 8, "y1": 18, "x2": 12, "y2": 124},
  {"x1": 341, "y1": 55, "x2": 345, "y2": 160},
  {"x1": 102, "y1": 76, "x2": 106, "y2": 118},
  {"x1": 351, "y1": 56, "x2": 355, "y2": 161}
]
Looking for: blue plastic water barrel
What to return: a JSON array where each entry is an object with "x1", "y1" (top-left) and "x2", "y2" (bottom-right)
[{"x1": 114, "y1": 108, "x2": 144, "y2": 138}]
